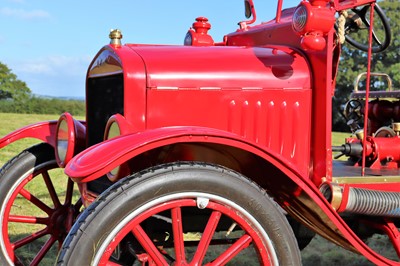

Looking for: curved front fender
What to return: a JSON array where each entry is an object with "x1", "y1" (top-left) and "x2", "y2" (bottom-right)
[
  {"x1": 0, "y1": 121, "x2": 58, "y2": 149},
  {"x1": 66, "y1": 126, "x2": 301, "y2": 183}
]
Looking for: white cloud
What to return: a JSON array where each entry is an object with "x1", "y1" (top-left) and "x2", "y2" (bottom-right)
[
  {"x1": 18, "y1": 61, "x2": 53, "y2": 75},
  {"x1": 8, "y1": 55, "x2": 91, "y2": 97},
  {"x1": 0, "y1": 7, "x2": 50, "y2": 20},
  {"x1": 16, "y1": 55, "x2": 91, "y2": 76},
  {"x1": 7, "y1": 0, "x2": 25, "y2": 3}
]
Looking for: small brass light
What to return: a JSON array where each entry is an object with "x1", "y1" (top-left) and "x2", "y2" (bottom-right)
[
  {"x1": 109, "y1": 29, "x2": 123, "y2": 47},
  {"x1": 392, "y1": 123, "x2": 400, "y2": 136}
]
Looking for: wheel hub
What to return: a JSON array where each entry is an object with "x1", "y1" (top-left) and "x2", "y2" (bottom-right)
[{"x1": 49, "y1": 204, "x2": 76, "y2": 241}]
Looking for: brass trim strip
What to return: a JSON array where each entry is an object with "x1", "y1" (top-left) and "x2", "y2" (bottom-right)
[{"x1": 332, "y1": 176, "x2": 400, "y2": 184}]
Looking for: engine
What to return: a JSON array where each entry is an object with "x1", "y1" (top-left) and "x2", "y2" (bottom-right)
[{"x1": 335, "y1": 73, "x2": 400, "y2": 169}]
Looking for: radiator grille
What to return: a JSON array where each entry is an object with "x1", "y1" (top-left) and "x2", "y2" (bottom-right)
[
  {"x1": 86, "y1": 73, "x2": 124, "y2": 193},
  {"x1": 86, "y1": 74, "x2": 124, "y2": 147}
]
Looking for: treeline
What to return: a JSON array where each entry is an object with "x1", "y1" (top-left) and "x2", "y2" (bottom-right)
[
  {"x1": 0, "y1": 97, "x2": 85, "y2": 116},
  {"x1": 333, "y1": 0, "x2": 399, "y2": 131},
  {"x1": 0, "y1": 61, "x2": 85, "y2": 116}
]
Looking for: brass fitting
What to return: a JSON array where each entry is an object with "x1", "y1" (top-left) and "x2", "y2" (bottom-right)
[
  {"x1": 109, "y1": 29, "x2": 123, "y2": 47},
  {"x1": 392, "y1": 122, "x2": 400, "y2": 136}
]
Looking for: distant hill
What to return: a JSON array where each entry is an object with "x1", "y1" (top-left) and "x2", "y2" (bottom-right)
[{"x1": 33, "y1": 94, "x2": 85, "y2": 101}]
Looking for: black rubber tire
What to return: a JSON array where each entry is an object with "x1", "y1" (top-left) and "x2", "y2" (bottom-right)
[
  {"x1": 57, "y1": 162, "x2": 301, "y2": 265},
  {"x1": 0, "y1": 143, "x2": 79, "y2": 266}
]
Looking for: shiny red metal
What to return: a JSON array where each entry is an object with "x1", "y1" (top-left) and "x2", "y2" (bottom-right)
[
  {"x1": 185, "y1": 17, "x2": 214, "y2": 46},
  {"x1": 360, "y1": 2, "x2": 376, "y2": 176},
  {"x1": 0, "y1": 121, "x2": 58, "y2": 149},
  {"x1": 65, "y1": 126, "x2": 309, "y2": 182},
  {"x1": 55, "y1": 113, "x2": 86, "y2": 168}
]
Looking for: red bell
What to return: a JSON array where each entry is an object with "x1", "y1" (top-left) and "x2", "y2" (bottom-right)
[{"x1": 301, "y1": 32, "x2": 326, "y2": 51}]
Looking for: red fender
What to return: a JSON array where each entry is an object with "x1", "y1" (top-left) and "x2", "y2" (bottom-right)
[
  {"x1": 0, "y1": 121, "x2": 58, "y2": 149},
  {"x1": 66, "y1": 126, "x2": 303, "y2": 182},
  {"x1": 65, "y1": 126, "x2": 399, "y2": 265}
]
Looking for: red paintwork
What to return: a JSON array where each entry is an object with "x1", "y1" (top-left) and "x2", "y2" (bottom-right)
[
  {"x1": 360, "y1": 2, "x2": 376, "y2": 176},
  {"x1": 294, "y1": 1, "x2": 335, "y2": 51},
  {"x1": 87, "y1": 45, "x2": 147, "y2": 132},
  {"x1": 55, "y1": 113, "x2": 86, "y2": 168},
  {"x1": 357, "y1": 137, "x2": 400, "y2": 168},
  {"x1": 133, "y1": 46, "x2": 309, "y2": 90},
  {"x1": 66, "y1": 126, "x2": 307, "y2": 182},
  {"x1": 225, "y1": 7, "x2": 338, "y2": 185},
  {"x1": 85, "y1": 44, "x2": 313, "y2": 178},
  {"x1": 334, "y1": 0, "x2": 375, "y2": 10},
  {"x1": 185, "y1": 17, "x2": 214, "y2": 46},
  {"x1": 368, "y1": 100, "x2": 400, "y2": 134},
  {"x1": 0, "y1": 121, "x2": 58, "y2": 149}
]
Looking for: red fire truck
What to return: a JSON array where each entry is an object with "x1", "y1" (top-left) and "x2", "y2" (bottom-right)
[{"x1": 0, "y1": 0, "x2": 396, "y2": 264}]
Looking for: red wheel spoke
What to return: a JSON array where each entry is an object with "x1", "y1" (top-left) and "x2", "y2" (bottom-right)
[
  {"x1": 30, "y1": 235, "x2": 57, "y2": 266},
  {"x1": 19, "y1": 188, "x2": 53, "y2": 215},
  {"x1": 192, "y1": 211, "x2": 222, "y2": 265},
  {"x1": 131, "y1": 224, "x2": 169, "y2": 266},
  {"x1": 64, "y1": 178, "x2": 74, "y2": 205},
  {"x1": 210, "y1": 234, "x2": 252, "y2": 265},
  {"x1": 171, "y1": 207, "x2": 187, "y2": 264},
  {"x1": 42, "y1": 171, "x2": 61, "y2": 208},
  {"x1": 9, "y1": 214, "x2": 49, "y2": 225},
  {"x1": 12, "y1": 228, "x2": 49, "y2": 250}
]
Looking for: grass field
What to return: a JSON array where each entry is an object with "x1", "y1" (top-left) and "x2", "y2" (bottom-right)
[
  {"x1": 0, "y1": 113, "x2": 60, "y2": 166},
  {"x1": 0, "y1": 113, "x2": 390, "y2": 265}
]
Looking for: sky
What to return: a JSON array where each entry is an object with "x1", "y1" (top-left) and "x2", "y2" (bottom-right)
[{"x1": 1, "y1": 0, "x2": 299, "y2": 98}]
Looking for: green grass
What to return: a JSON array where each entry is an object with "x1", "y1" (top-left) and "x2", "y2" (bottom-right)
[
  {"x1": 0, "y1": 113, "x2": 84, "y2": 166},
  {"x1": 0, "y1": 113, "x2": 60, "y2": 166},
  {"x1": 332, "y1": 131, "x2": 352, "y2": 146}
]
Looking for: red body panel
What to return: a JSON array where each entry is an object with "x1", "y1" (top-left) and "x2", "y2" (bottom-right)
[
  {"x1": 132, "y1": 46, "x2": 309, "y2": 90},
  {"x1": 66, "y1": 126, "x2": 306, "y2": 182},
  {"x1": 84, "y1": 44, "x2": 313, "y2": 175},
  {"x1": 0, "y1": 121, "x2": 58, "y2": 149},
  {"x1": 87, "y1": 46, "x2": 148, "y2": 132},
  {"x1": 226, "y1": 8, "x2": 339, "y2": 186}
]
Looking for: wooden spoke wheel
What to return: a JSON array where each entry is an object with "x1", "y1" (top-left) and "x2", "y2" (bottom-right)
[
  {"x1": 0, "y1": 143, "x2": 81, "y2": 265},
  {"x1": 57, "y1": 162, "x2": 300, "y2": 265}
]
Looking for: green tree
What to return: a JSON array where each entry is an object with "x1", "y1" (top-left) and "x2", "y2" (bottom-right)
[
  {"x1": 0, "y1": 62, "x2": 31, "y2": 111},
  {"x1": 333, "y1": 0, "x2": 400, "y2": 131},
  {"x1": 375, "y1": 0, "x2": 400, "y2": 85}
]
